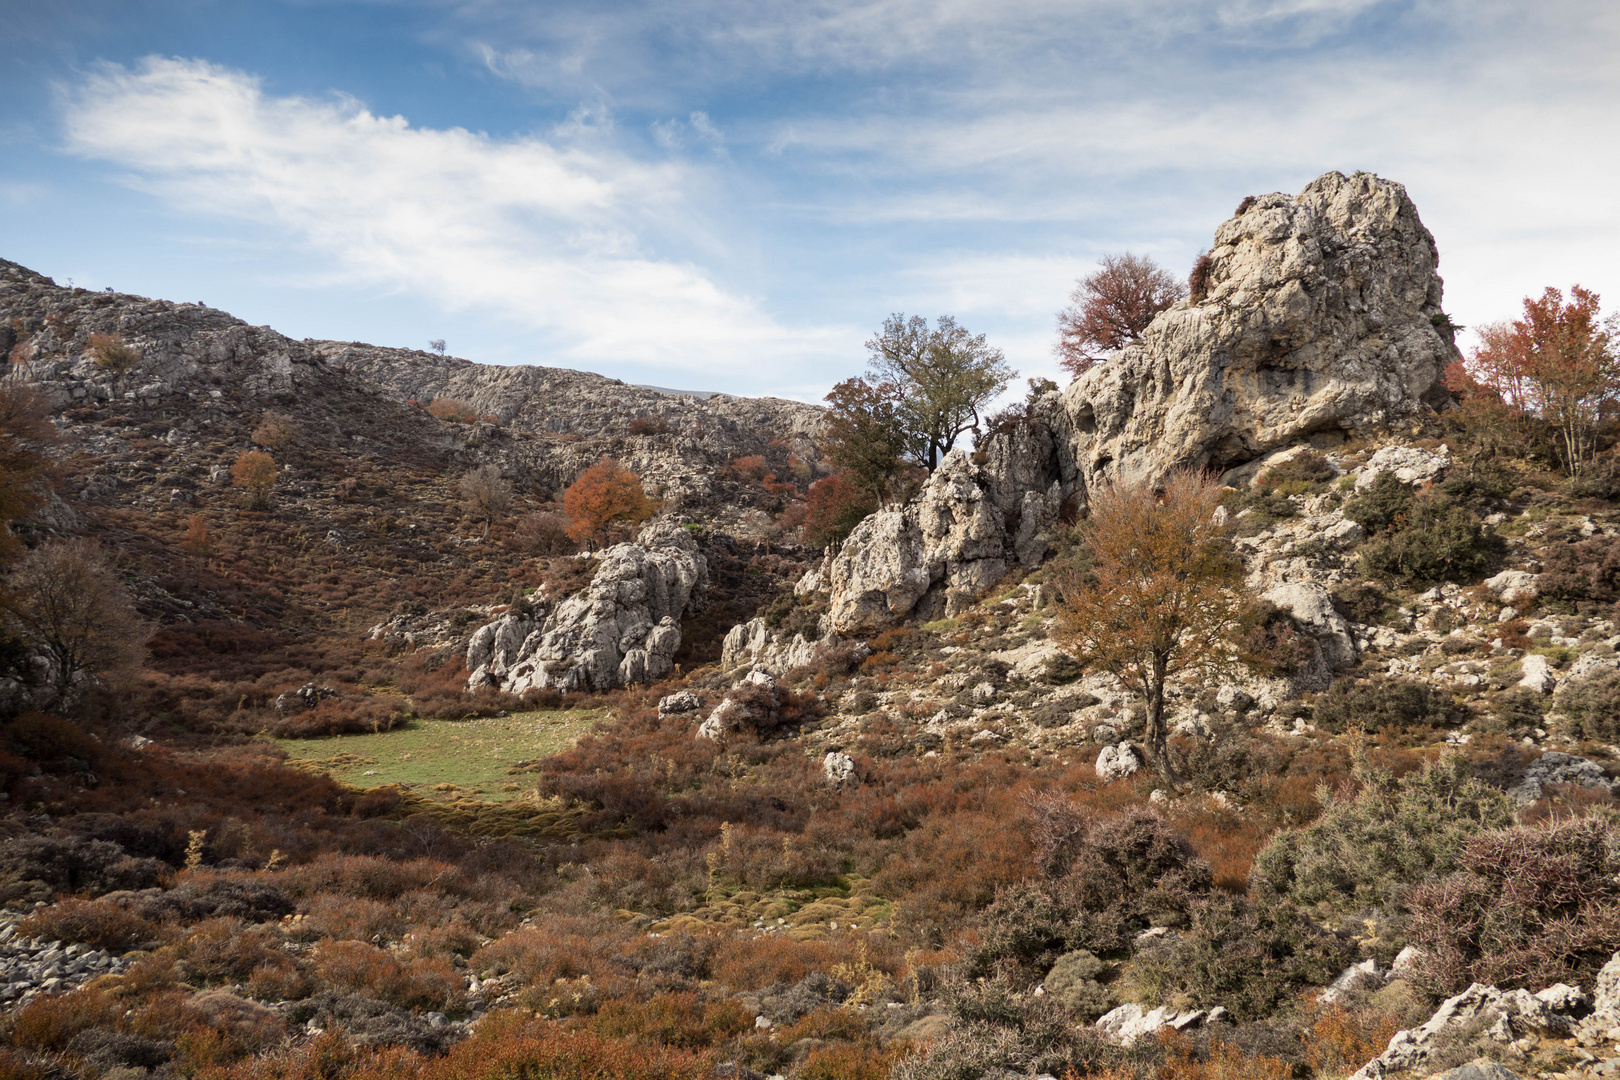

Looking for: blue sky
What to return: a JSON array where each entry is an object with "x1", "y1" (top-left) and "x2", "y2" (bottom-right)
[{"x1": 2, "y1": 1, "x2": 1617, "y2": 402}]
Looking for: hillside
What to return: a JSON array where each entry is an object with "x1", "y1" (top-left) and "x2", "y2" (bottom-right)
[{"x1": 5, "y1": 173, "x2": 1620, "y2": 1080}]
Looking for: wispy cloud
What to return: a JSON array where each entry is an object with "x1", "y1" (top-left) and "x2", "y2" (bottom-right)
[{"x1": 59, "y1": 57, "x2": 827, "y2": 377}]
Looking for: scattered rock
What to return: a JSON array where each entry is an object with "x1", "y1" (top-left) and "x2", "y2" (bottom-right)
[
  {"x1": 1354, "y1": 445, "x2": 1450, "y2": 490},
  {"x1": 822, "y1": 751, "x2": 856, "y2": 789},
  {"x1": 1095, "y1": 742, "x2": 1143, "y2": 782},
  {"x1": 657, "y1": 690, "x2": 702, "y2": 716},
  {"x1": 1517, "y1": 654, "x2": 1558, "y2": 695},
  {"x1": 274, "y1": 683, "x2": 339, "y2": 715},
  {"x1": 1485, "y1": 569, "x2": 1540, "y2": 604}
]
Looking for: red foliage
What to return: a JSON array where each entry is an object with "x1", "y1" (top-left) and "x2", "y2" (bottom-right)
[{"x1": 1056, "y1": 252, "x2": 1187, "y2": 377}]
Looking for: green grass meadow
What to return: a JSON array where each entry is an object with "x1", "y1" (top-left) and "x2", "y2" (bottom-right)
[{"x1": 272, "y1": 708, "x2": 606, "y2": 800}]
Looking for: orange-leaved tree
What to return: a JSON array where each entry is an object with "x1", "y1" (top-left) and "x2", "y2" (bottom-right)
[
  {"x1": 563, "y1": 458, "x2": 654, "y2": 549},
  {"x1": 1055, "y1": 252, "x2": 1186, "y2": 378},
  {"x1": 1053, "y1": 468, "x2": 1247, "y2": 784},
  {"x1": 231, "y1": 449, "x2": 278, "y2": 509},
  {"x1": 1449, "y1": 285, "x2": 1618, "y2": 475}
]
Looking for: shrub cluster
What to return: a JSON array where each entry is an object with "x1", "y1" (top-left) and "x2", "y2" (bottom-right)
[
  {"x1": 1311, "y1": 676, "x2": 1463, "y2": 735},
  {"x1": 1344, "y1": 472, "x2": 1503, "y2": 586}
]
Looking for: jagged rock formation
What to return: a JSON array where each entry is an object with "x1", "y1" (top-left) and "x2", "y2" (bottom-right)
[
  {"x1": 0, "y1": 258, "x2": 823, "y2": 516},
  {"x1": 825, "y1": 449, "x2": 1061, "y2": 633},
  {"x1": 819, "y1": 170, "x2": 1458, "y2": 633},
  {"x1": 466, "y1": 523, "x2": 707, "y2": 693}
]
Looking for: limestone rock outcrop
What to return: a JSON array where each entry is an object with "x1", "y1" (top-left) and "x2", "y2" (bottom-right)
[
  {"x1": 818, "y1": 171, "x2": 1458, "y2": 632},
  {"x1": 825, "y1": 449, "x2": 1060, "y2": 633},
  {"x1": 466, "y1": 523, "x2": 707, "y2": 694}
]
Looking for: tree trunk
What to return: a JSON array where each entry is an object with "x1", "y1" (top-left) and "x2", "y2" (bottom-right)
[{"x1": 1146, "y1": 660, "x2": 1178, "y2": 786}]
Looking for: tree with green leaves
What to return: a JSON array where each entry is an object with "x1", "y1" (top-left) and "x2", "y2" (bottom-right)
[
  {"x1": 864, "y1": 314, "x2": 1014, "y2": 469},
  {"x1": 822, "y1": 377, "x2": 911, "y2": 508}
]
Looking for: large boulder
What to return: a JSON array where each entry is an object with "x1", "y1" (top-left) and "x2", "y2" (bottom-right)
[
  {"x1": 467, "y1": 522, "x2": 707, "y2": 694},
  {"x1": 1058, "y1": 171, "x2": 1454, "y2": 494},
  {"x1": 819, "y1": 172, "x2": 1457, "y2": 632}
]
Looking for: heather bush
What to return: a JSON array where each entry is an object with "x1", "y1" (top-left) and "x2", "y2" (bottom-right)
[
  {"x1": 1539, "y1": 534, "x2": 1620, "y2": 604},
  {"x1": 968, "y1": 807, "x2": 1214, "y2": 977},
  {"x1": 263, "y1": 696, "x2": 406, "y2": 738},
  {"x1": 1258, "y1": 450, "x2": 1336, "y2": 488},
  {"x1": 1236, "y1": 601, "x2": 1316, "y2": 676},
  {"x1": 0, "y1": 834, "x2": 165, "y2": 904},
  {"x1": 18, "y1": 897, "x2": 160, "y2": 952},
  {"x1": 1553, "y1": 668, "x2": 1620, "y2": 742},
  {"x1": 1330, "y1": 580, "x2": 1396, "y2": 626},
  {"x1": 1312, "y1": 676, "x2": 1463, "y2": 734},
  {"x1": 311, "y1": 939, "x2": 465, "y2": 1012},
  {"x1": 1342, "y1": 471, "x2": 1416, "y2": 534},
  {"x1": 1253, "y1": 756, "x2": 1515, "y2": 912},
  {"x1": 1358, "y1": 493, "x2": 1501, "y2": 586},
  {"x1": 1407, "y1": 817, "x2": 1620, "y2": 998}
]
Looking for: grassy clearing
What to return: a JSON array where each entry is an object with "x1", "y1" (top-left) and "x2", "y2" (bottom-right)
[{"x1": 273, "y1": 708, "x2": 607, "y2": 800}]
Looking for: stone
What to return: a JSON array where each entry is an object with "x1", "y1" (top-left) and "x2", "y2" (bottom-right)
[
  {"x1": 1389, "y1": 945, "x2": 1425, "y2": 981},
  {"x1": 657, "y1": 690, "x2": 701, "y2": 716},
  {"x1": 1485, "y1": 570, "x2": 1540, "y2": 604},
  {"x1": 720, "y1": 617, "x2": 855, "y2": 677},
  {"x1": 1216, "y1": 685, "x2": 1255, "y2": 713},
  {"x1": 467, "y1": 522, "x2": 707, "y2": 694},
  {"x1": 1095, "y1": 742, "x2": 1143, "y2": 782},
  {"x1": 1319, "y1": 958, "x2": 1385, "y2": 1005},
  {"x1": 1096, "y1": 1003, "x2": 1207, "y2": 1046},
  {"x1": 822, "y1": 751, "x2": 856, "y2": 789},
  {"x1": 1264, "y1": 581, "x2": 1358, "y2": 669},
  {"x1": 1517, "y1": 654, "x2": 1557, "y2": 695},
  {"x1": 1508, "y1": 752, "x2": 1615, "y2": 805},
  {"x1": 1354, "y1": 445, "x2": 1450, "y2": 490},
  {"x1": 698, "y1": 671, "x2": 782, "y2": 742},
  {"x1": 1429, "y1": 1062, "x2": 1527, "y2": 1080}
]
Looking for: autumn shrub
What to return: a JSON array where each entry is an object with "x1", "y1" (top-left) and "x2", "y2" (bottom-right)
[
  {"x1": 804, "y1": 472, "x2": 878, "y2": 550},
  {"x1": 311, "y1": 939, "x2": 465, "y2": 1012},
  {"x1": 511, "y1": 511, "x2": 577, "y2": 556},
  {"x1": 0, "y1": 833, "x2": 165, "y2": 904},
  {"x1": 231, "y1": 450, "x2": 278, "y2": 509},
  {"x1": 1158, "y1": 1039, "x2": 1295, "y2": 1080},
  {"x1": 1311, "y1": 676, "x2": 1463, "y2": 735},
  {"x1": 88, "y1": 332, "x2": 140, "y2": 373},
  {"x1": 426, "y1": 398, "x2": 478, "y2": 423},
  {"x1": 276, "y1": 854, "x2": 471, "y2": 902},
  {"x1": 1553, "y1": 668, "x2": 1620, "y2": 742},
  {"x1": 587, "y1": 991, "x2": 753, "y2": 1049},
  {"x1": 1357, "y1": 494, "x2": 1502, "y2": 586},
  {"x1": 1253, "y1": 756, "x2": 1515, "y2": 913},
  {"x1": 798, "y1": 1041, "x2": 909, "y2": 1080},
  {"x1": 1407, "y1": 817, "x2": 1620, "y2": 998},
  {"x1": 472, "y1": 917, "x2": 631, "y2": 986},
  {"x1": 563, "y1": 458, "x2": 654, "y2": 547},
  {"x1": 18, "y1": 896, "x2": 160, "y2": 952},
  {"x1": 252, "y1": 413, "x2": 298, "y2": 451},
  {"x1": 713, "y1": 933, "x2": 844, "y2": 991},
  {"x1": 264, "y1": 695, "x2": 407, "y2": 738},
  {"x1": 1305, "y1": 1004, "x2": 1406, "y2": 1078},
  {"x1": 6, "y1": 985, "x2": 123, "y2": 1051},
  {"x1": 5, "y1": 711, "x2": 99, "y2": 761}
]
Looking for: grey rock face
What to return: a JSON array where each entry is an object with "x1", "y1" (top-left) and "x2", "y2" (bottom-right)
[
  {"x1": 1263, "y1": 581, "x2": 1358, "y2": 670},
  {"x1": 467, "y1": 522, "x2": 707, "y2": 694},
  {"x1": 825, "y1": 449, "x2": 1057, "y2": 634},
  {"x1": 1355, "y1": 445, "x2": 1450, "y2": 489},
  {"x1": 1061, "y1": 172, "x2": 1453, "y2": 495},
  {"x1": 1508, "y1": 752, "x2": 1615, "y2": 805},
  {"x1": 819, "y1": 172, "x2": 1456, "y2": 632}
]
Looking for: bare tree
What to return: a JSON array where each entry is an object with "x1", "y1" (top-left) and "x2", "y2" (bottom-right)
[
  {"x1": 459, "y1": 464, "x2": 513, "y2": 538},
  {"x1": 1052, "y1": 469, "x2": 1247, "y2": 783},
  {"x1": 3, "y1": 538, "x2": 148, "y2": 706},
  {"x1": 1056, "y1": 253, "x2": 1186, "y2": 378}
]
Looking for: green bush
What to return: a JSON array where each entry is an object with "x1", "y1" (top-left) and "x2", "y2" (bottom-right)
[
  {"x1": 1330, "y1": 581, "x2": 1396, "y2": 626},
  {"x1": 1554, "y1": 668, "x2": 1620, "y2": 742},
  {"x1": 1129, "y1": 891, "x2": 1355, "y2": 1020},
  {"x1": 1342, "y1": 471, "x2": 1413, "y2": 534},
  {"x1": 1042, "y1": 949, "x2": 1116, "y2": 1019},
  {"x1": 1222, "y1": 487, "x2": 1300, "y2": 537},
  {"x1": 1356, "y1": 493, "x2": 1502, "y2": 586},
  {"x1": 1253, "y1": 757, "x2": 1515, "y2": 912},
  {"x1": 1312, "y1": 676, "x2": 1461, "y2": 734},
  {"x1": 1259, "y1": 451, "x2": 1337, "y2": 488}
]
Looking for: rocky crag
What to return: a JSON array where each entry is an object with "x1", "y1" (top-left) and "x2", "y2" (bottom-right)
[
  {"x1": 814, "y1": 171, "x2": 1459, "y2": 636},
  {"x1": 465, "y1": 522, "x2": 708, "y2": 694},
  {"x1": 0, "y1": 258, "x2": 824, "y2": 516}
]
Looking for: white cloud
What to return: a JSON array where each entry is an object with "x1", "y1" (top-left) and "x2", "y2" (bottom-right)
[{"x1": 59, "y1": 57, "x2": 825, "y2": 377}]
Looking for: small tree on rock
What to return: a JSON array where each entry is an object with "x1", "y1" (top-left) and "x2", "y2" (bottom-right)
[
  {"x1": 803, "y1": 472, "x2": 879, "y2": 551},
  {"x1": 865, "y1": 314, "x2": 1014, "y2": 469},
  {"x1": 1056, "y1": 253, "x2": 1186, "y2": 378},
  {"x1": 1053, "y1": 469, "x2": 1247, "y2": 784},
  {"x1": 458, "y1": 464, "x2": 513, "y2": 538},
  {"x1": 563, "y1": 458, "x2": 654, "y2": 549},
  {"x1": 0, "y1": 385, "x2": 56, "y2": 564},
  {"x1": 823, "y1": 377, "x2": 912, "y2": 507},
  {"x1": 231, "y1": 450, "x2": 278, "y2": 509}
]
